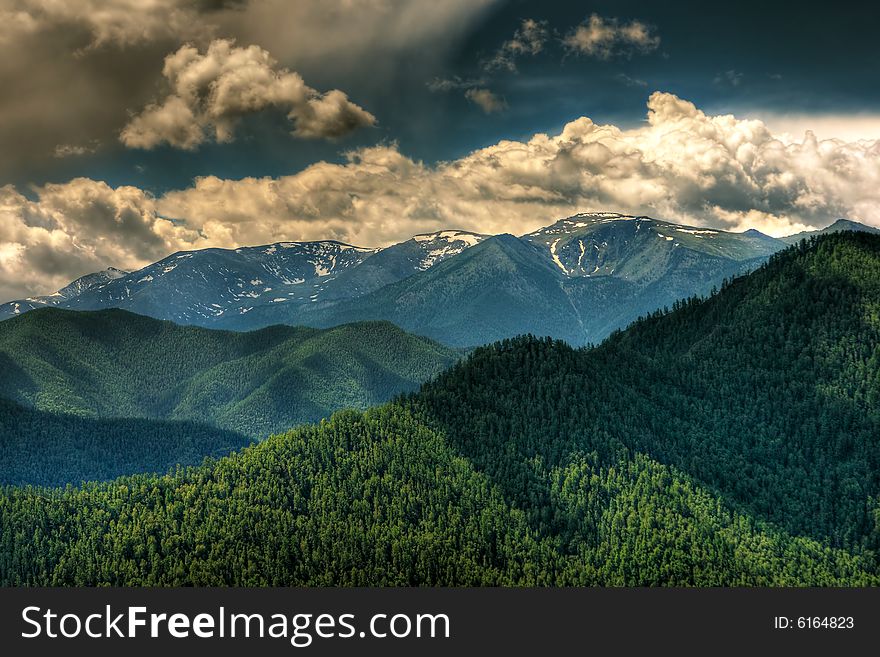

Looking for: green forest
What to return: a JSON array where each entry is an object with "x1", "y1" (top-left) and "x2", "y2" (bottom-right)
[
  {"x1": 0, "y1": 399, "x2": 252, "y2": 487},
  {"x1": 1, "y1": 232, "x2": 879, "y2": 586},
  {"x1": 0, "y1": 314, "x2": 459, "y2": 486},
  {"x1": 1, "y1": 407, "x2": 873, "y2": 586}
]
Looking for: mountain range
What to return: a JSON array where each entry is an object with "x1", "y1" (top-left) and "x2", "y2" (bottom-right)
[
  {"x1": 2, "y1": 231, "x2": 879, "y2": 586},
  {"x1": 4, "y1": 214, "x2": 875, "y2": 346}
]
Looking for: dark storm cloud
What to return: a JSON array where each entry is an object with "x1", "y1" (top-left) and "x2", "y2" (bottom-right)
[
  {"x1": 0, "y1": 0, "x2": 498, "y2": 188},
  {"x1": 193, "y1": 0, "x2": 248, "y2": 10},
  {"x1": 0, "y1": 1, "x2": 227, "y2": 185}
]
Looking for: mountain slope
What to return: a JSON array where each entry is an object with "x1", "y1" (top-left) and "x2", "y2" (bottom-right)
[
  {"x1": 0, "y1": 267, "x2": 127, "y2": 320},
  {"x1": 0, "y1": 309, "x2": 460, "y2": 441},
  {"x1": 309, "y1": 216, "x2": 784, "y2": 346},
  {"x1": 0, "y1": 232, "x2": 491, "y2": 330},
  {"x1": 0, "y1": 398, "x2": 252, "y2": 487},
  {"x1": 530, "y1": 213, "x2": 781, "y2": 343},
  {"x1": 213, "y1": 230, "x2": 488, "y2": 331},
  {"x1": 56, "y1": 267, "x2": 129, "y2": 298},
  {"x1": 65, "y1": 241, "x2": 375, "y2": 325},
  {"x1": 523, "y1": 213, "x2": 781, "y2": 278},
  {"x1": 0, "y1": 407, "x2": 873, "y2": 586},
  {"x1": 313, "y1": 234, "x2": 588, "y2": 346}
]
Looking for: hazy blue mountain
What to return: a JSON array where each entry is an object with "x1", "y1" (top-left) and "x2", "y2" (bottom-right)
[
  {"x1": 306, "y1": 214, "x2": 786, "y2": 345},
  {"x1": 317, "y1": 229, "x2": 487, "y2": 298},
  {"x1": 7, "y1": 213, "x2": 871, "y2": 346},
  {"x1": 523, "y1": 213, "x2": 781, "y2": 276},
  {"x1": 0, "y1": 267, "x2": 127, "y2": 320},
  {"x1": 523, "y1": 213, "x2": 782, "y2": 343},
  {"x1": 0, "y1": 231, "x2": 490, "y2": 329},
  {"x1": 63, "y1": 241, "x2": 376, "y2": 325},
  {"x1": 213, "y1": 229, "x2": 488, "y2": 330},
  {"x1": 311, "y1": 234, "x2": 588, "y2": 345},
  {"x1": 780, "y1": 218, "x2": 880, "y2": 244}
]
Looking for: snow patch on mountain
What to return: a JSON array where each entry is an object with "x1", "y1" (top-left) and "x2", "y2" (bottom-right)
[
  {"x1": 413, "y1": 230, "x2": 482, "y2": 246},
  {"x1": 411, "y1": 230, "x2": 488, "y2": 269},
  {"x1": 530, "y1": 213, "x2": 639, "y2": 236},
  {"x1": 674, "y1": 227, "x2": 719, "y2": 236},
  {"x1": 549, "y1": 239, "x2": 567, "y2": 274},
  {"x1": 57, "y1": 267, "x2": 129, "y2": 299}
]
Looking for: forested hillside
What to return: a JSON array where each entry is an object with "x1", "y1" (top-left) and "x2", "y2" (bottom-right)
[
  {"x1": 0, "y1": 312, "x2": 459, "y2": 485},
  {"x1": 412, "y1": 233, "x2": 880, "y2": 553},
  {"x1": 1, "y1": 233, "x2": 879, "y2": 586},
  {"x1": 0, "y1": 399, "x2": 251, "y2": 487},
  {"x1": 0, "y1": 310, "x2": 459, "y2": 437},
  {"x1": 0, "y1": 408, "x2": 874, "y2": 586},
  {"x1": 601, "y1": 233, "x2": 880, "y2": 549}
]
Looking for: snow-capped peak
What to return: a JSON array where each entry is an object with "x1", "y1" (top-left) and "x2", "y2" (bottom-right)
[
  {"x1": 410, "y1": 230, "x2": 488, "y2": 269},
  {"x1": 412, "y1": 230, "x2": 485, "y2": 246},
  {"x1": 272, "y1": 240, "x2": 375, "y2": 253},
  {"x1": 527, "y1": 212, "x2": 644, "y2": 238},
  {"x1": 571, "y1": 211, "x2": 634, "y2": 220},
  {"x1": 57, "y1": 267, "x2": 129, "y2": 299}
]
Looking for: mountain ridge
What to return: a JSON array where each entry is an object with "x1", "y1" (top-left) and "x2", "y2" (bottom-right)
[
  {"x1": 3, "y1": 214, "x2": 877, "y2": 346},
  {"x1": 780, "y1": 217, "x2": 880, "y2": 244}
]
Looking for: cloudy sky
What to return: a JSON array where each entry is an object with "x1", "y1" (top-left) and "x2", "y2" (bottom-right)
[{"x1": 2, "y1": 0, "x2": 880, "y2": 302}]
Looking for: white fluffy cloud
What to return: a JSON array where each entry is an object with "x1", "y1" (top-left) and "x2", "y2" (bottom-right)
[
  {"x1": 0, "y1": 179, "x2": 195, "y2": 301},
  {"x1": 5, "y1": 92, "x2": 880, "y2": 301},
  {"x1": 156, "y1": 92, "x2": 880, "y2": 242},
  {"x1": 563, "y1": 14, "x2": 659, "y2": 59},
  {"x1": 121, "y1": 39, "x2": 376, "y2": 149},
  {"x1": 758, "y1": 114, "x2": 880, "y2": 144}
]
